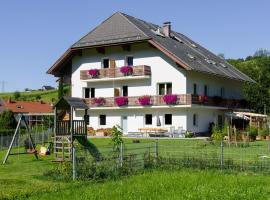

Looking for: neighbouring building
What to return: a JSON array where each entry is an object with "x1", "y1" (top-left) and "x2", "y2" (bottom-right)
[{"x1": 47, "y1": 12, "x2": 254, "y2": 135}]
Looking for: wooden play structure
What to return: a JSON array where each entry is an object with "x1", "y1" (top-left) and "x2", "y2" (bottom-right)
[{"x1": 53, "y1": 96, "x2": 89, "y2": 161}]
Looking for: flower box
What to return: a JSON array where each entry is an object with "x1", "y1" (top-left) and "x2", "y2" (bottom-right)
[
  {"x1": 87, "y1": 69, "x2": 99, "y2": 78},
  {"x1": 91, "y1": 97, "x2": 106, "y2": 106},
  {"x1": 163, "y1": 94, "x2": 177, "y2": 105},
  {"x1": 138, "y1": 95, "x2": 151, "y2": 106},
  {"x1": 198, "y1": 95, "x2": 208, "y2": 103},
  {"x1": 120, "y1": 66, "x2": 133, "y2": 76},
  {"x1": 115, "y1": 96, "x2": 128, "y2": 106}
]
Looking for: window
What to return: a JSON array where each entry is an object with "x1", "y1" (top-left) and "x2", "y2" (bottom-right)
[
  {"x1": 158, "y1": 83, "x2": 172, "y2": 95},
  {"x1": 122, "y1": 86, "x2": 128, "y2": 96},
  {"x1": 193, "y1": 114, "x2": 198, "y2": 126},
  {"x1": 90, "y1": 88, "x2": 95, "y2": 98},
  {"x1": 193, "y1": 83, "x2": 197, "y2": 95},
  {"x1": 204, "y1": 85, "x2": 208, "y2": 96},
  {"x1": 99, "y1": 115, "x2": 106, "y2": 125},
  {"x1": 126, "y1": 56, "x2": 133, "y2": 66},
  {"x1": 102, "y1": 58, "x2": 109, "y2": 68},
  {"x1": 165, "y1": 114, "x2": 172, "y2": 125},
  {"x1": 84, "y1": 88, "x2": 90, "y2": 98},
  {"x1": 145, "y1": 114, "x2": 152, "y2": 125}
]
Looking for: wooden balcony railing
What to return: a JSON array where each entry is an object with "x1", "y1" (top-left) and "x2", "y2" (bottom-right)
[
  {"x1": 84, "y1": 94, "x2": 248, "y2": 109},
  {"x1": 55, "y1": 120, "x2": 87, "y2": 136},
  {"x1": 80, "y1": 65, "x2": 151, "y2": 80}
]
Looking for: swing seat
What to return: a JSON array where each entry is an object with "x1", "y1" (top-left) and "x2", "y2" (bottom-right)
[
  {"x1": 39, "y1": 146, "x2": 50, "y2": 156},
  {"x1": 26, "y1": 149, "x2": 37, "y2": 154}
]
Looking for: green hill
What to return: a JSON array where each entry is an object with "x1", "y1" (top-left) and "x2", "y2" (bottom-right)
[{"x1": 0, "y1": 90, "x2": 58, "y2": 103}]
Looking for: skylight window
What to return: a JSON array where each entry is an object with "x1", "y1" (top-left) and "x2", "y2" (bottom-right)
[
  {"x1": 191, "y1": 43, "x2": 197, "y2": 48},
  {"x1": 220, "y1": 63, "x2": 227, "y2": 68},
  {"x1": 187, "y1": 54, "x2": 195, "y2": 60},
  {"x1": 205, "y1": 58, "x2": 216, "y2": 65},
  {"x1": 172, "y1": 36, "x2": 184, "y2": 43}
]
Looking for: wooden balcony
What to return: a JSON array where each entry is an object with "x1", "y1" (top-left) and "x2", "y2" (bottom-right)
[
  {"x1": 84, "y1": 94, "x2": 248, "y2": 109},
  {"x1": 80, "y1": 65, "x2": 151, "y2": 81},
  {"x1": 55, "y1": 120, "x2": 87, "y2": 136}
]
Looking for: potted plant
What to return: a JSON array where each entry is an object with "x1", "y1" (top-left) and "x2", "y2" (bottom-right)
[
  {"x1": 87, "y1": 69, "x2": 99, "y2": 78},
  {"x1": 198, "y1": 95, "x2": 208, "y2": 104},
  {"x1": 91, "y1": 97, "x2": 106, "y2": 106},
  {"x1": 138, "y1": 95, "x2": 151, "y2": 106},
  {"x1": 115, "y1": 96, "x2": 128, "y2": 106},
  {"x1": 120, "y1": 66, "x2": 133, "y2": 76},
  {"x1": 163, "y1": 94, "x2": 177, "y2": 105}
]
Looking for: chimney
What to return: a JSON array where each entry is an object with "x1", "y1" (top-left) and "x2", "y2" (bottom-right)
[{"x1": 162, "y1": 21, "x2": 171, "y2": 37}]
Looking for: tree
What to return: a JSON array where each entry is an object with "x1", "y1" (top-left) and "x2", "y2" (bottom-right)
[
  {"x1": 35, "y1": 94, "x2": 41, "y2": 101},
  {"x1": 0, "y1": 110, "x2": 17, "y2": 129},
  {"x1": 13, "y1": 91, "x2": 21, "y2": 100},
  {"x1": 253, "y1": 49, "x2": 270, "y2": 58}
]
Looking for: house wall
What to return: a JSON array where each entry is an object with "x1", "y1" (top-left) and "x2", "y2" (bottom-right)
[
  {"x1": 186, "y1": 71, "x2": 244, "y2": 99},
  {"x1": 71, "y1": 42, "x2": 187, "y2": 98}
]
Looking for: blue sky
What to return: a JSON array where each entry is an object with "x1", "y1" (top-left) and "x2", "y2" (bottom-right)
[{"x1": 0, "y1": 0, "x2": 269, "y2": 92}]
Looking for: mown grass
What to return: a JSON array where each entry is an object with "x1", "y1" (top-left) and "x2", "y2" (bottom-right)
[{"x1": 1, "y1": 138, "x2": 270, "y2": 200}]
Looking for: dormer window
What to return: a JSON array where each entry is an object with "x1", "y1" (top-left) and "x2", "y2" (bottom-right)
[
  {"x1": 16, "y1": 105, "x2": 23, "y2": 109},
  {"x1": 125, "y1": 56, "x2": 133, "y2": 66}
]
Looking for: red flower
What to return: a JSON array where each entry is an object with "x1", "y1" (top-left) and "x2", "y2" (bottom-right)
[
  {"x1": 163, "y1": 94, "x2": 178, "y2": 105},
  {"x1": 138, "y1": 96, "x2": 151, "y2": 106},
  {"x1": 115, "y1": 96, "x2": 128, "y2": 106}
]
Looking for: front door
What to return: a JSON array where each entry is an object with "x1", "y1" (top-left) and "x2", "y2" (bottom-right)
[{"x1": 122, "y1": 116, "x2": 128, "y2": 134}]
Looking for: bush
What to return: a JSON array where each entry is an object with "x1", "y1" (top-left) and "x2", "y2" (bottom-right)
[
  {"x1": 211, "y1": 126, "x2": 223, "y2": 141},
  {"x1": 111, "y1": 125, "x2": 123, "y2": 151},
  {"x1": 249, "y1": 127, "x2": 258, "y2": 137},
  {"x1": 0, "y1": 110, "x2": 17, "y2": 129},
  {"x1": 258, "y1": 128, "x2": 268, "y2": 137},
  {"x1": 185, "y1": 131, "x2": 195, "y2": 138},
  {"x1": 13, "y1": 91, "x2": 21, "y2": 100}
]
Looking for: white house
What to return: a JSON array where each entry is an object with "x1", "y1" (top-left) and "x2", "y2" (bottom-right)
[{"x1": 47, "y1": 12, "x2": 254, "y2": 135}]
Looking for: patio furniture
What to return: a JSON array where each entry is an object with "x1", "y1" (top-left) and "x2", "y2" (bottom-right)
[{"x1": 138, "y1": 127, "x2": 168, "y2": 137}]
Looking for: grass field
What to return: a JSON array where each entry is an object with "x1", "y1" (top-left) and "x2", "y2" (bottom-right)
[
  {"x1": 0, "y1": 89, "x2": 58, "y2": 103},
  {"x1": 1, "y1": 138, "x2": 270, "y2": 200}
]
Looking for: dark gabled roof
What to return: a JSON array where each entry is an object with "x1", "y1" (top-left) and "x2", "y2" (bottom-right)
[
  {"x1": 48, "y1": 12, "x2": 254, "y2": 83},
  {"x1": 54, "y1": 96, "x2": 88, "y2": 109}
]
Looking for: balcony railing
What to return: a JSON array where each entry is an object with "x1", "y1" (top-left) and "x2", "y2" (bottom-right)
[
  {"x1": 55, "y1": 120, "x2": 87, "y2": 136},
  {"x1": 80, "y1": 65, "x2": 151, "y2": 81},
  {"x1": 84, "y1": 94, "x2": 248, "y2": 109}
]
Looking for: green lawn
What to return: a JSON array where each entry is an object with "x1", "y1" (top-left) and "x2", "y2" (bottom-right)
[
  {"x1": 0, "y1": 89, "x2": 58, "y2": 103},
  {"x1": 1, "y1": 138, "x2": 270, "y2": 199}
]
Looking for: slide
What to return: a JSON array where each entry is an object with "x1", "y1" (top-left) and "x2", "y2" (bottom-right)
[{"x1": 75, "y1": 137, "x2": 103, "y2": 161}]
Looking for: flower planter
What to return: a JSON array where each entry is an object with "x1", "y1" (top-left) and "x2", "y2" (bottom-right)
[
  {"x1": 198, "y1": 95, "x2": 208, "y2": 104},
  {"x1": 163, "y1": 94, "x2": 177, "y2": 105},
  {"x1": 87, "y1": 69, "x2": 99, "y2": 78},
  {"x1": 138, "y1": 95, "x2": 151, "y2": 106},
  {"x1": 115, "y1": 96, "x2": 128, "y2": 106},
  {"x1": 91, "y1": 97, "x2": 106, "y2": 106},
  {"x1": 120, "y1": 66, "x2": 133, "y2": 76}
]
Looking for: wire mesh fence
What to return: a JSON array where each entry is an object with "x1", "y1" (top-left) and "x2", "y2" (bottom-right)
[
  {"x1": 0, "y1": 129, "x2": 53, "y2": 151},
  {"x1": 73, "y1": 138, "x2": 270, "y2": 180}
]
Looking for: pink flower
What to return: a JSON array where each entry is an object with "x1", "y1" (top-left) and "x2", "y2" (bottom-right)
[
  {"x1": 163, "y1": 94, "x2": 178, "y2": 105},
  {"x1": 120, "y1": 66, "x2": 133, "y2": 75},
  {"x1": 87, "y1": 69, "x2": 99, "y2": 77},
  {"x1": 115, "y1": 96, "x2": 128, "y2": 106},
  {"x1": 198, "y1": 95, "x2": 208, "y2": 103},
  {"x1": 91, "y1": 97, "x2": 106, "y2": 106},
  {"x1": 138, "y1": 96, "x2": 151, "y2": 106}
]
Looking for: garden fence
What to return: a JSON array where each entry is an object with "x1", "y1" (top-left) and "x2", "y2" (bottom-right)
[{"x1": 73, "y1": 139, "x2": 270, "y2": 180}]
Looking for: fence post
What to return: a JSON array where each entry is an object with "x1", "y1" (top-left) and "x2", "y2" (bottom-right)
[
  {"x1": 120, "y1": 142, "x2": 123, "y2": 167},
  {"x1": 220, "y1": 139, "x2": 224, "y2": 170},
  {"x1": 72, "y1": 147, "x2": 76, "y2": 181},
  {"x1": 154, "y1": 140, "x2": 158, "y2": 163}
]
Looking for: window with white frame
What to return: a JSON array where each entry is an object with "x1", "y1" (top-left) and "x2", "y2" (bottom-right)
[
  {"x1": 145, "y1": 114, "x2": 152, "y2": 125},
  {"x1": 83, "y1": 88, "x2": 95, "y2": 98},
  {"x1": 158, "y1": 83, "x2": 172, "y2": 95}
]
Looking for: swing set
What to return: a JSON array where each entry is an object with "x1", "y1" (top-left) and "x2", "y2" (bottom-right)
[{"x1": 2, "y1": 113, "x2": 53, "y2": 164}]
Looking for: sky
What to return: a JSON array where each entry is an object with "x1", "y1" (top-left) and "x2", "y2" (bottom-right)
[{"x1": 0, "y1": 0, "x2": 269, "y2": 92}]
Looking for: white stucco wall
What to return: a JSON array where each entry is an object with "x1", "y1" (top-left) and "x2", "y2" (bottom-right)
[{"x1": 71, "y1": 42, "x2": 187, "y2": 98}]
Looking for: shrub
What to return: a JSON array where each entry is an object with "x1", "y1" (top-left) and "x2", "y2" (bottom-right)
[
  {"x1": 87, "y1": 69, "x2": 99, "y2": 78},
  {"x1": 138, "y1": 95, "x2": 151, "y2": 106},
  {"x1": 0, "y1": 110, "x2": 16, "y2": 129},
  {"x1": 249, "y1": 127, "x2": 258, "y2": 137},
  {"x1": 258, "y1": 128, "x2": 268, "y2": 137},
  {"x1": 91, "y1": 97, "x2": 106, "y2": 106},
  {"x1": 163, "y1": 94, "x2": 177, "y2": 105},
  {"x1": 211, "y1": 126, "x2": 223, "y2": 141},
  {"x1": 115, "y1": 96, "x2": 128, "y2": 106},
  {"x1": 185, "y1": 131, "x2": 195, "y2": 138},
  {"x1": 13, "y1": 91, "x2": 21, "y2": 100},
  {"x1": 120, "y1": 66, "x2": 133, "y2": 75}
]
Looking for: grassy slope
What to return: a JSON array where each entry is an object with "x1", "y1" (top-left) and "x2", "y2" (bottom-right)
[
  {"x1": 1, "y1": 138, "x2": 270, "y2": 200},
  {"x1": 0, "y1": 90, "x2": 58, "y2": 103}
]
